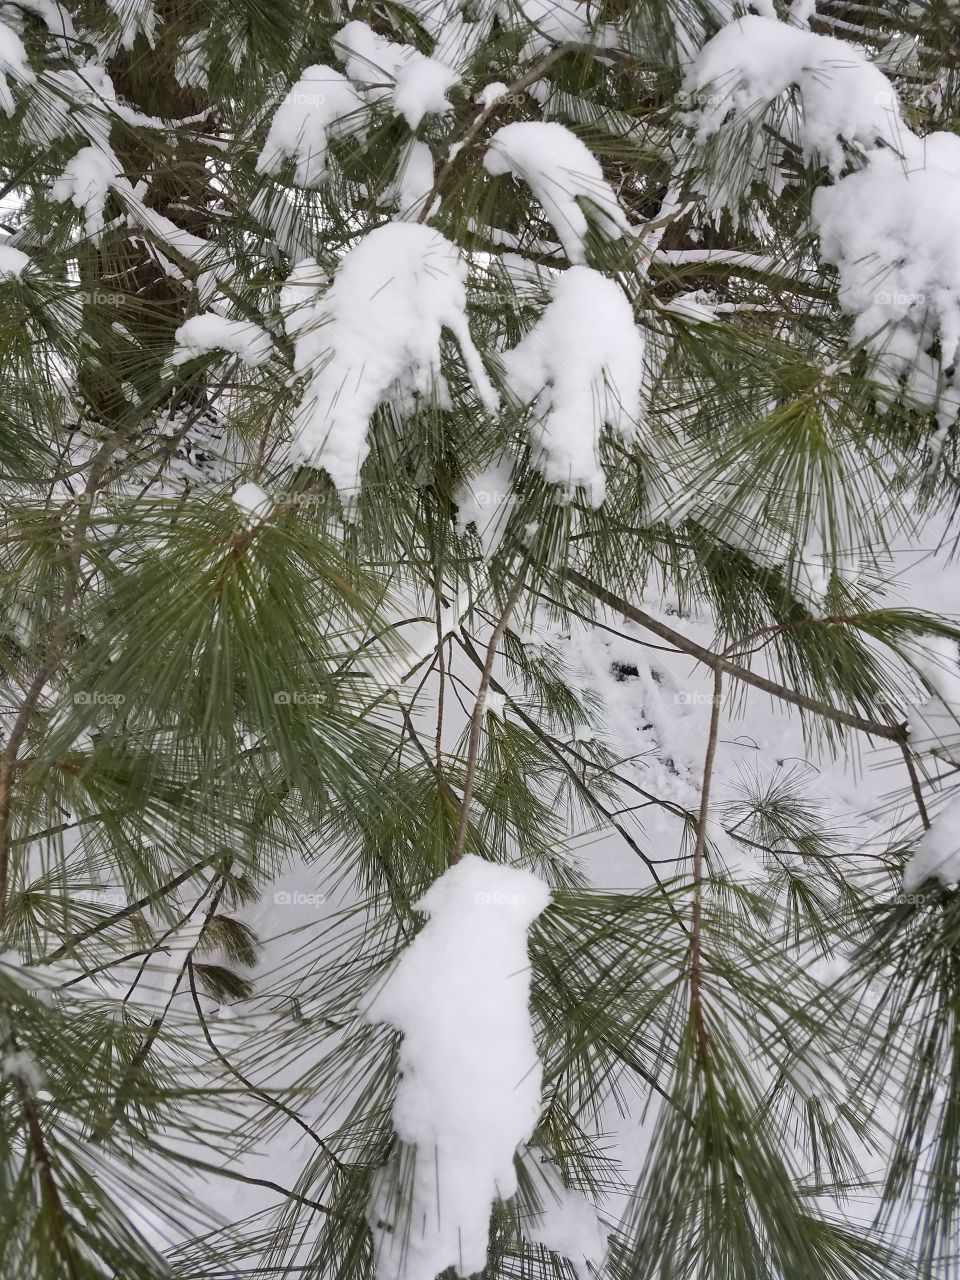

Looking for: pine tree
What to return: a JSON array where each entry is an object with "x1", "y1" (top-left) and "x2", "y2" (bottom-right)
[{"x1": 2, "y1": 0, "x2": 960, "y2": 1276}]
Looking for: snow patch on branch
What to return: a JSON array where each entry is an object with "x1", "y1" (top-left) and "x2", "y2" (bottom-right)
[
  {"x1": 904, "y1": 794, "x2": 960, "y2": 891},
  {"x1": 334, "y1": 20, "x2": 458, "y2": 129},
  {"x1": 104, "y1": 0, "x2": 156, "y2": 52},
  {"x1": 170, "y1": 314, "x2": 273, "y2": 367},
  {"x1": 0, "y1": 19, "x2": 35, "y2": 114},
  {"x1": 51, "y1": 146, "x2": 123, "y2": 242},
  {"x1": 380, "y1": 138, "x2": 436, "y2": 220},
  {"x1": 521, "y1": 1155, "x2": 608, "y2": 1280},
  {"x1": 812, "y1": 139, "x2": 960, "y2": 427},
  {"x1": 683, "y1": 14, "x2": 904, "y2": 176},
  {"x1": 503, "y1": 266, "x2": 644, "y2": 505},
  {"x1": 363, "y1": 855, "x2": 551, "y2": 1280},
  {"x1": 0, "y1": 243, "x2": 30, "y2": 279},
  {"x1": 286, "y1": 221, "x2": 498, "y2": 501},
  {"x1": 484, "y1": 121, "x2": 630, "y2": 265},
  {"x1": 257, "y1": 65, "x2": 368, "y2": 188}
]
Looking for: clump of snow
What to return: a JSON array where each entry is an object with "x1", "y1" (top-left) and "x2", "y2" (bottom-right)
[
  {"x1": 904, "y1": 793, "x2": 960, "y2": 891},
  {"x1": 683, "y1": 15, "x2": 904, "y2": 177},
  {"x1": 232, "y1": 482, "x2": 273, "y2": 524},
  {"x1": 455, "y1": 457, "x2": 517, "y2": 560},
  {"x1": 380, "y1": 138, "x2": 436, "y2": 221},
  {"x1": 0, "y1": 18, "x2": 35, "y2": 114},
  {"x1": 21, "y1": 64, "x2": 116, "y2": 150},
  {"x1": 257, "y1": 65, "x2": 368, "y2": 188},
  {"x1": 477, "y1": 81, "x2": 508, "y2": 110},
  {"x1": 502, "y1": 266, "x2": 644, "y2": 505},
  {"x1": 0, "y1": 243, "x2": 30, "y2": 279},
  {"x1": 51, "y1": 146, "x2": 123, "y2": 242},
  {"x1": 170, "y1": 313, "x2": 273, "y2": 367},
  {"x1": 174, "y1": 32, "x2": 208, "y2": 91},
  {"x1": 511, "y1": 0, "x2": 618, "y2": 57},
  {"x1": 522, "y1": 1156, "x2": 608, "y2": 1280},
  {"x1": 363, "y1": 855, "x2": 551, "y2": 1280},
  {"x1": 2, "y1": 1048, "x2": 45, "y2": 1095},
  {"x1": 104, "y1": 0, "x2": 156, "y2": 51},
  {"x1": 812, "y1": 140, "x2": 960, "y2": 427},
  {"x1": 664, "y1": 288, "x2": 718, "y2": 323},
  {"x1": 287, "y1": 221, "x2": 498, "y2": 501},
  {"x1": 334, "y1": 20, "x2": 458, "y2": 130},
  {"x1": 484, "y1": 121, "x2": 630, "y2": 265}
]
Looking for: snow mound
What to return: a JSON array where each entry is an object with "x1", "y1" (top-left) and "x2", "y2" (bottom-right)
[
  {"x1": 502, "y1": 266, "x2": 645, "y2": 505},
  {"x1": 904, "y1": 794, "x2": 960, "y2": 891},
  {"x1": 683, "y1": 14, "x2": 904, "y2": 175},
  {"x1": 380, "y1": 138, "x2": 436, "y2": 221},
  {"x1": 51, "y1": 146, "x2": 123, "y2": 242},
  {"x1": 484, "y1": 121, "x2": 630, "y2": 265},
  {"x1": 812, "y1": 140, "x2": 960, "y2": 426},
  {"x1": 363, "y1": 855, "x2": 551, "y2": 1280},
  {"x1": 334, "y1": 20, "x2": 458, "y2": 130},
  {"x1": 257, "y1": 65, "x2": 368, "y2": 188},
  {"x1": 0, "y1": 244, "x2": 30, "y2": 279},
  {"x1": 170, "y1": 314, "x2": 273, "y2": 367},
  {"x1": 104, "y1": 0, "x2": 156, "y2": 52},
  {"x1": 0, "y1": 19, "x2": 36, "y2": 114},
  {"x1": 287, "y1": 221, "x2": 498, "y2": 501},
  {"x1": 232, "y1": 482, "x2": 272, "y2": 524},
  {"x1": 522, "y1": 1155, "x2": 608, "y2": 1280}
]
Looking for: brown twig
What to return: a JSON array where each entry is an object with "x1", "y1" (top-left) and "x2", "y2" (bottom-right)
[
  {"x1": 450, "y1": 575, "x2": 527, "y2": 863},
  {"x1": 690, "y1": 667, "x2": 722, "y2": 1067}
]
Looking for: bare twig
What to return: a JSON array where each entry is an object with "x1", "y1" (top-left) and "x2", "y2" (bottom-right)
[
  {"x1": 451, "y1": 575, "x2": 527, "y2": 863},
  {"x1": 690, "y1": 668, "x2": 722, "y2": 1068}
]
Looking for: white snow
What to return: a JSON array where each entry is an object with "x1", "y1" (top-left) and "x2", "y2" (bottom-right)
[
  {"x1": 0, "y1": 18, "x2": 35, "y2": 115},
  {"x1": 683, "y1": 14, "x2": 904, "y2": 176},
  {"x1": 232, "y1": 482, "x2": 273, "y2": 524},
  {"x1": 174, "y1": 32, "x2": 208, "y2": 91},
  {"x1": 812, "y1": 139, "x2": 960, "y2": 426},
  {"x1": 904, "y1": 793, "x2": 960, "y2": 890},
  {"x1": 455, "y1": 457, "x2": 517, "y2": 560},
  {"x1": 334, "y1": 20, "x2": 458, "y2": 130},
  {"x1": 1, "y1": 1048, "x2": 45, "y2": 1095},
  {"x1": 50, "y1": 146, "x2": 123, "y2": 242},
  {"x1": 170, "y1": 313, "x2": 273, "y2": 367},
  {"x1": 0, "y1": 243, "x2": 30, "y2": 279},
  {"x1": 380, "y1": 137, "x2": 436, "y2": 221},
  {"x1": 522, "y1": 1156, "x2": 608, "y2": 1280},
  {"x1": 477, "y1": 81, "x2": 508, "y2": 110},
  {"x1": 502, "y1": 266, "x2": 645, "y2": 505},
  {"x1": 484, "y1": 121, "x2": 630, "y2": 265},
  {"x1": 287, "y1": 221, "x2": 498, "y2": 501},
  {"x1": 21, "y1": 64, "x2": 117, "y2": 150},
  {"x1": 256, "y1": 65, "x2": 368, "y2": 188},
  {"x1": 363, "y1": 855, "x2": 551, "y2": 1280},
  {"x1": 104, "y1": 0, "x2": 156, "y2": 51}
]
